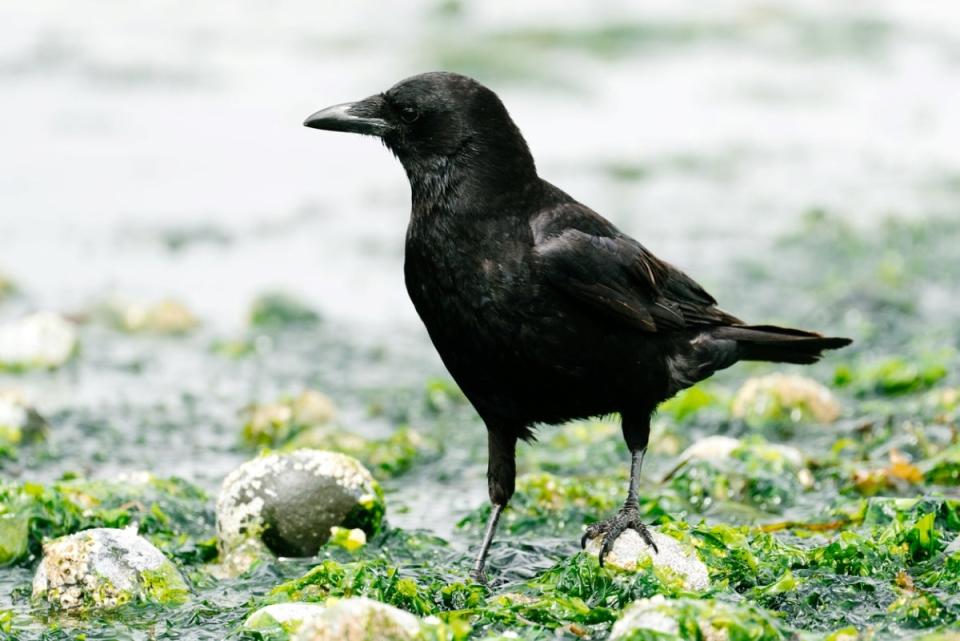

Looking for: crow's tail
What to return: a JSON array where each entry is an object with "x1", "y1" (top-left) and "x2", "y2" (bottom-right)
[
  {"x1": 666, "y1": 324, "x2": 851, "y2": 395},
  {"x1": 714, "y1": 324, "x2": 852, "y2": 365}
]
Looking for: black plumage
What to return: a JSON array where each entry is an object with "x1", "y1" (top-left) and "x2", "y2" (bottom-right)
[{"x1": 304, "y1": 72, "x2": 851, "y2": 580}]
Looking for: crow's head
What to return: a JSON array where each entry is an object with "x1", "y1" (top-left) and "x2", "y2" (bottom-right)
[{"x1": 305, "y1": 72, "x2": 536, "y2": 202}]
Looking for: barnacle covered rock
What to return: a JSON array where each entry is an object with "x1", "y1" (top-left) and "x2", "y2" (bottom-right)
[
  {"x1": 291, "y1": 597, "x2": 420, "y2": 641},
  {"x1": 244, "y1": 602, "x2": 328, "y2": 638},
  {"x1": 733, "y1": 373, "x2": 841, "y2": 425},
  {"x1": 0, "y1": 312, "x2": 77, "y2": 370},
  {"x1": 610, "y1": 595, "x2": 784, "y2": 640},
  {"x1": 610, "y1": 595, "x2": 680, "y2": 638},
  {"x1": 584, "y1": 528, "x2": 709, "y2": 591},
  {"x1": 241, "y1": 390, "x2": 337, "y2": 448},
  {"x1": 675, "y1": 436, "x2": 805, "y2": 470},
  {"x1": 32, "y1": 527, "x2": 189, "y2": 611},
  {"x1": 0, "y1": 390, "x2": 48, "y2": 454},
  {"x1": 105, "y1": 297, "x2": 199, "y2": 334},
  {"x1": 675, "y1": 435, "x2": 742, "y2": 463},
  {"x1": 668, "y1": 436, "x2": 810, "y2": 513},
  {"x1": 216, "y1": 450, "x2": 384, "y2": 575}
]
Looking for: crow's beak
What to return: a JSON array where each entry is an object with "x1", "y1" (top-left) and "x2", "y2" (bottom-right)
[{"x1": 303, "y1": 95, "x2": 390, "y2": 136}]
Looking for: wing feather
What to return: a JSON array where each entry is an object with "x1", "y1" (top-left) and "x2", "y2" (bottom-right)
[{"x1": 532, "y1": 205, "x2": 738, "y2": 333}]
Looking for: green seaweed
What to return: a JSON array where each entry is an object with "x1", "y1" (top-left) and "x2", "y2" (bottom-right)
[
  {"x1": 0, "y1": 475, "x2": 215, "y2": 567},
  {"x1": 269, "y1": 558, "x2": 485, "y2": 618},
  {"x1": 286, "y1": 426, "x2": 438, "y2": 478},
  {"x1": 4, "y1": 164, "x2": 960, "y2": 640},
  {"x1": 248, "y1": 292, "x2": 321, "y2": 328}
]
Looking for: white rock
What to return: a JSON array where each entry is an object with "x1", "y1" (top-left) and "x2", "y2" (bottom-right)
[
  {"x1": 241, "y1": 390, "x2": 336, "y2": 447},
  {"x1": 244, "y1": 602, "x2": 327, "y2": 636},
  {"x1": 612, "y1": 597, "x2": 742, "y2": 641},
  {"x1": 0, "y1": 390, "x2": 48, "y2": 445},
  {"x1": 216, "y1": 450, "x2": 384, "y2": 575},
  {"x1": 677, "y1": 435, "x2": 742, "y2": 463},
  {"x1": 749, "y1": 442, "x2": 805, "y2": 469},
  {"x1": 292, "y1": 597, "x2": 420, "y2": 641},
  {"x1": 673, "y1": 436, "x2": 806, "y2": 473},
  {"x1": 732, "y1": 373, "x2": 841, "y2": 424},
  {"x1": 108, "y1": 297, "x2": 199, "y2": 334},
  {"x1": 291, "y1": 390, "x2": 337, "y2": 427},
  {"x1": 0, "y1": 312, "x2": 77, "y2": 369},
  {"x1": 0, "y1": 392, "x2": 27, "y2": 429},
  {"x1": 585, "y1": 528, "x2": 709, "y2": 592},
  {"x1": 610, "y1": 595, "x2": 679, "y2": 639},
  {"x1": 32, "y1": 527, "x2": 188, "y2": 610}
]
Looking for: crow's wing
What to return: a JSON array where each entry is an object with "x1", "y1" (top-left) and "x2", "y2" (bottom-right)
[{"x1": 532, "y1": 206, "x2": 739, "y2": 333}]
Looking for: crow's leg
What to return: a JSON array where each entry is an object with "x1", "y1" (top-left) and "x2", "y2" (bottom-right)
[
  {"x1": 580, "y1": 412, "x2": 658, "y2": 565},
  {"x1": 471, "y1": 428, "x2": 517, "y2": 583}
]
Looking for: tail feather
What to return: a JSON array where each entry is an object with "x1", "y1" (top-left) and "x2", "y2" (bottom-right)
[
  {"x1": 667, "y1": 324, "x2": 851, "y2": 395},
  {"x1": 714, "y1": 324, "x2": 852, "y2": 365}
]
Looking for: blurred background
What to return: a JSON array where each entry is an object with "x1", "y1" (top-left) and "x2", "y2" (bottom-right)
[
  {"x1": 1, "y1": 0, "x2": 959, "y2": 527},
  {"x1": 3, "y1": 0, "x2": 959, "y2": 330}
]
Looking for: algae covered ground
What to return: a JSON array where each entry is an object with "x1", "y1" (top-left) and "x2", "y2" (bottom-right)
[
  {"x1": 1, "y1": 213, "x2": 958, "y2": 640},
  {"x1": 2, "y1": 1, "x2": 960, "y2": 639}
]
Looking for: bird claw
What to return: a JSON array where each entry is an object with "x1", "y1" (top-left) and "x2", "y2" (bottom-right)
[
  {"x1": 470, "y1": 568, "x2": 489, "y2": 585},
  {"x1": 581, "y1": 506, "x2": 659, "y2": 566}
]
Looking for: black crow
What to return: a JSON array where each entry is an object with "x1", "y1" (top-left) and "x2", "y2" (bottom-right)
[{"x1": 304, "y1": 72, "x2": 851, "y2": 581}]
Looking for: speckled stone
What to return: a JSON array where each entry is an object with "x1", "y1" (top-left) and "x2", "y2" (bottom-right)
[
  {"x1": 216, "y1": 450, "x2": 385, "y2": 571},
  {"x1": 32, "y1": 527, "x2": 188, "y2": 610},
  {"x1": 291, "y1": 597, "x2": 420, "y2": 641},
  {"x1": 0, "y1": 390, "x2": 48, "y2": 445},
  {"x1": 244, "y1": 602, "x2": 328, "y2": 637},
  {"x1": 678, "y1": 435, "x2": 742, "y2": 463},
  {"x1": 109, "y1": 297, "x2": 199, "y2": 334},
  {"x1": 732, "y1": 373, "x2": 841, "y2": 424},
  {"x1": 611, "y1": 596, "x2": 732, "y2": 641},
  {"x1": 585, "y1": 528, "x2": 709, "y2": 591},
  {"x1": 677, "y1": 435, "x2": 805, "y2": 469},
  {"x1": 610, "y1": 595, "x2": 679, "y2": 638},
  {"x1": 0, "y1": 312, "x2": 77, "y2": 370}
]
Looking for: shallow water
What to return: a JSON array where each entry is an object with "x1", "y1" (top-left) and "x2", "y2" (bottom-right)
[{"x1": 1, "y1": 1, "x2": 959, "y2": 640}]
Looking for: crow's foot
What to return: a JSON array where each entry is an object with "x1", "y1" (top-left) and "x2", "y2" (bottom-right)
[{"x1": 580, "y1": 505, "x2": 658, "y2": 567}]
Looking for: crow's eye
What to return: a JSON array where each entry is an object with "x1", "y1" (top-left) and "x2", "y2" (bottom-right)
[{"x1": 400, "y1": 106, "x2": 420, "y2": 123}]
